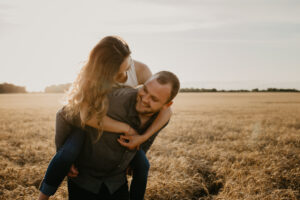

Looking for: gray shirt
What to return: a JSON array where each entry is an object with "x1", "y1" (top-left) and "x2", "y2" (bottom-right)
[{"x1": 55, "y1": 87, "x2": 165, "y2": 194}]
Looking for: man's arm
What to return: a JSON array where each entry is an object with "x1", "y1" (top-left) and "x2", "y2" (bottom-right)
[{"x1": 140, "y1": 120, "x2": 169, "y2": 153}]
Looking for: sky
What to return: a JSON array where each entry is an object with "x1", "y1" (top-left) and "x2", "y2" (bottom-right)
[{"x1": 1, "y1": 0, "x2": 300, "y2": 92}]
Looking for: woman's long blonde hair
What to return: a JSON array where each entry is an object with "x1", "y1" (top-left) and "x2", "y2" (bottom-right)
[{"x1": 65, "y1": 36, "x2": 131, "y2": 140}]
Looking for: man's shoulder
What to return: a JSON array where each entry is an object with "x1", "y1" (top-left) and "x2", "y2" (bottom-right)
[
  {"x1": 107, "y1": 86, "x2": 137, "y2": 112},
  {"x1": 109, "y1": 86, "x2": 137, "y2": 98},
  {"x1": 106, "y1": 86, "x2": 138, "y2": 123}
]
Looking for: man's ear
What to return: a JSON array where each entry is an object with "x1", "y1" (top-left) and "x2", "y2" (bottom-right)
[{"x1": 165, "y1": 101, "x2": 173, "y2": 108}]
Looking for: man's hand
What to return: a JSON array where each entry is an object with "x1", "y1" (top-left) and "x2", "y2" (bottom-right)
[
  {"x1": 67, "y1": 164, "x2": 79, "y2": 178},
  {"x1": 117, "y1": 135, "x2": 144, "y2": 150}
]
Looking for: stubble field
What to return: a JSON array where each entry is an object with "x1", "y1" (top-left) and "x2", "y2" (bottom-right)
[{"x1": 0, "y1": 93, "x2": 299, "y2": 200}]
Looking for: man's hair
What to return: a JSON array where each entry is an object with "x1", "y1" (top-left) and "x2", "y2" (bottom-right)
[{"x1": 154, "y1": 71, "x2": 180, "y2": 103}]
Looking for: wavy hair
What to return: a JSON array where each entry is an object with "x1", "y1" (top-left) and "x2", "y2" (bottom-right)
[{"x1": 64, "y1": 36, "x2": 131, "y2": 140}]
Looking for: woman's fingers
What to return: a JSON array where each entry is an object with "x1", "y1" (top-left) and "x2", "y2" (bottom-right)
[
  {"x1": 118, "y1": 135, "x2": 130, "y2": 145},
  {"x1": 119, "y1": 135, "x2": 131, "y2": 141},
  {"x1": 117, "y1": 138, "x2": 128, "y2": 145},
  {"x1": 120, "y1": 135, "x2": 130, "y2": 139}
]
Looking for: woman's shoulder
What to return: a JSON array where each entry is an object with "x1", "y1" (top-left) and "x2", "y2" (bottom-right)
[{"x1": 133, "y1": 60, "x2": 152, "y2": 84}]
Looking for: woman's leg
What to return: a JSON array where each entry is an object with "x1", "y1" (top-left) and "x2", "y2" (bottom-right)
[
  {"x1": 39, "y1": 128, "x2": 85, "y2": 197},
  {"x1": 129, "y1": 149, "x2": 150, "y2": 200}
]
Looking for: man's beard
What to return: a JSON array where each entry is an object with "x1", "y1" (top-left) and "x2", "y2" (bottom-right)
[
  {"x1": 138, "y1": 109, "x2": 156, "y2": 115},
  {"x1": 136, "y1": 102, "x2": 158, "y2": 116},
  {"x1": 136, "y1": 95, "x2": 159, "y2": 116}
]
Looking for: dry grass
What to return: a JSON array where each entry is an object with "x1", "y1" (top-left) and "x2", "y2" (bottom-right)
[{"x1": 0, "y1": 93, "x2": 299, "y2": 200}]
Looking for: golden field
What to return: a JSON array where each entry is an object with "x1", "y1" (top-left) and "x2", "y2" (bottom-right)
[{"x1": 0, "y1": 93, "x2": 299, "y2": 200}]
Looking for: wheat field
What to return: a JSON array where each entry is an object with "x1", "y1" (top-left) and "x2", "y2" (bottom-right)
[{"x1": 0, "y1": 93, "x2": 299, "y2": 200}]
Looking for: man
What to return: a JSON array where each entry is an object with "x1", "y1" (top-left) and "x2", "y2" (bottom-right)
[{"x1": 61, "y1": 71, "x2": 180, "y2": 200}]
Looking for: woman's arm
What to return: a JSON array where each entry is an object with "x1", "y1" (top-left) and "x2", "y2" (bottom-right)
[
  {"x1": 87, "y1": 114, "x2": 135, "y2": 135},
  {"x1": 80, "y1": 102, "x2": 137, "y2": 135},
  {"x1": 134, "y1": 60, "x2": 152, "y2": 85}
]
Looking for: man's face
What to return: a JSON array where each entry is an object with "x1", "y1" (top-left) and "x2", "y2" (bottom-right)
[{"x1": 136, "y1": 78, "x2": 172, "y2": 115}]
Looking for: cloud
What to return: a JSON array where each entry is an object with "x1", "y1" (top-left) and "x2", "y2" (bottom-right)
[
  {"x1": 0, "y1": 3, "x2": 19, "y2": 35},
  {"x1": 1, "y1": 0, "x2": 300, "y2": 89}
]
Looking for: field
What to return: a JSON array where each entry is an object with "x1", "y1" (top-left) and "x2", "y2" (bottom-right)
[{"x1": 0, "y1": 93, "x2": 299, "y2": 200}]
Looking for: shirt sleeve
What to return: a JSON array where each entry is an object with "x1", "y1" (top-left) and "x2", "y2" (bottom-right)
[
  {"x1": 140, "y1": 132, "x2": 159, "y2": 154},
  {"x1": 140, "y1": 120, "x2": 169, "y2": 154}
]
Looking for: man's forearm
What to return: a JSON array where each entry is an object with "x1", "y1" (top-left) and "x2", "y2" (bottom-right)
[
  {"x1": 141, "y1": 120, "x2": 169, "y2": 153},
  {"x1": 140, "y1": 107, "x2": 171, "y2": 143}
]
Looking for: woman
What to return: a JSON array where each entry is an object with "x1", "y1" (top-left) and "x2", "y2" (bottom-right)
[{"x1": 38, "y1": 36, "x2": 171, "y2": 200}]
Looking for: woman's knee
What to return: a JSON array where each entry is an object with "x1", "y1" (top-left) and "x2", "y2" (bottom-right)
[
  {"x1": 58, "y1": 130, "x2": 85, "y2": 162},
  {"x1": 58, "y1": 147, "x2": 80, "y2": 163}
]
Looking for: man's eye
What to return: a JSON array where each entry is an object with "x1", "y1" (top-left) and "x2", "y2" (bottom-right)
[{"x1": 152, "y1": 97, "x2": 158, "y2": 102}]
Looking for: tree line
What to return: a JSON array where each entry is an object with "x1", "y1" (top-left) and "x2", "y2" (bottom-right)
[
  {"x1": 0, "y1": 83, "x2": 26, "y2": 93},
  {"x1": 1, "y1": 82, "x2": 299, "y2": 93},
  {"x1": 44, "y1": 83, "x2": 72, "y2": 93},
  {"x1": 45, "y1": 86, "x2": 300, "y2": 93},
  {"x1": 180, "y1": 88, "x2": 300, "y2": 92}
]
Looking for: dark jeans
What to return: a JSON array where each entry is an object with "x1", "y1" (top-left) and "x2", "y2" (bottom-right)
[
  {"x1": 68, "y1": 179, "x2": 129, "y2": 200},
  {"x1": 130, "y1": 149, "x2": 150, "y2": 200},
  {"x1": 39, "y1": 129, "x2": 85, "y2": 195},
  {"x1": 40, "y1": 131, "x2": 150, "y2": 200}
]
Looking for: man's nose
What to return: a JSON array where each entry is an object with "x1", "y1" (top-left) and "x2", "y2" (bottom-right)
[{"x1": 142, "y1": 94, "x2": 150, "y2": 104}]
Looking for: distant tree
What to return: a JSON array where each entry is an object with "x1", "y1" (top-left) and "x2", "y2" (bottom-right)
[
  {"x1": 179, "y1": 87, "x2": 299, "y2": 93},
  {"x1": 44, "y1": 83, "x2": 72, "y2": 93},
  {"x1": 180, "y1": 88, "x2": 220, "y2": 92},
  {"x1": 267, "y1": 88, "x2": 277, "y2": 92},
  {"x1": 0, "y1": 83, "x2": 27, "y2": 93},
  {"x1": 266, "y1": 88, "x2": 299, "y2": 92}
]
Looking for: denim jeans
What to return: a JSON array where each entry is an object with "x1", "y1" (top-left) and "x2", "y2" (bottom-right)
[
  {"x1": 39, "y1": 129, "x2": 85, "y2": 196},
  {"x1": 130, "y1": 149, "x2": 150, "y2": 200},
  {"x1": 40, "y1": 131, "x2": 150, "y2": 200}
]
